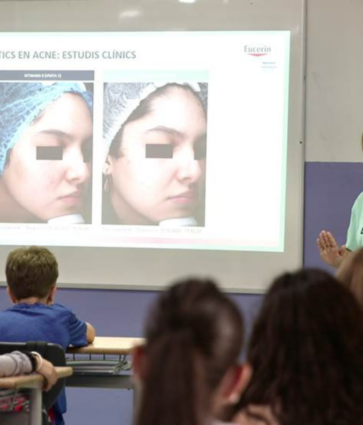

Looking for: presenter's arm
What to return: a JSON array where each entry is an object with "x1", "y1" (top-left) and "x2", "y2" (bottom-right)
[
  {"x1": 85, "y1": 322, "x2": 96, "y2": 343},
  {"x1": 316, "y1": 230, "x2": 350, "y2": 268}
]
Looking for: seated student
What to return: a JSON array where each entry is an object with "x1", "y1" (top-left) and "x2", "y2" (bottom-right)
[
  {"x1": 0, "y1": 352, "x2": 57, "y2": 425},
  {"x1": 0, "y1": 246, "x2": 96, "y2": 425},
  {"x1": 133, "y1": 278, "x2": 252, "y2": 425},
  {"x1": 336, "y1": 245, "x2": 363, "y2": 307},
  {"x1": 0, "y1": 351, "x2": 57, "y2": 391},
  {"x1": 232, "y1": 269, "x2": 363, "y2": 425}
]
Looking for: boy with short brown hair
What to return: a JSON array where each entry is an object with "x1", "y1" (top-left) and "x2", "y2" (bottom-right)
[{"x1": 0, "y1": 246, "x2": 96, "y2": 425}]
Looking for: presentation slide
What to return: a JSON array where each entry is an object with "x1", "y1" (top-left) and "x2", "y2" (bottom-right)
[{"x1": 0, "y1": 31, "x2": 290, "y2": 252}]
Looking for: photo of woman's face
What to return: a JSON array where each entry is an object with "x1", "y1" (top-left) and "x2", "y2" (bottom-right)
[
  {"x1": 106, "y1": 86, "x2": 207, "y2": 225},
  {"x1": 1, "y1": 93, "x2": 92, "y2": 222}
]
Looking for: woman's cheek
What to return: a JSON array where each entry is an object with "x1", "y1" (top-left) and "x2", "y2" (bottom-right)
[
  {"x1": 36, "y1": 163, "x2": 62, "y2": 188},
  {"x1": 83, "y1": 163, "x2": 92, "y2": 188},
  {"x1": 130, "y1": 159, "x2": 159, "y2": 188},
  {"x1": 144, "y1": 159, "x2": 175, "y2": 186}
]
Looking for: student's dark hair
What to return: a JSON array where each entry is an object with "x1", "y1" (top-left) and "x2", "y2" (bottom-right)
[
  {"x1": 108, "y1": 83, "x2": 207, "y2": 159},
  {"x1": 336, "y1": 247, "x2": 363, "y2": 309},
  {"x1": 236, "y1": 268, "x2": 363, "y2": 425},
  {"x1": 6, "y1": 246, "x2": 58, "y2": 300},
  {"x1": 135, "y1": 278, "x2": 244, "y2": 425}
]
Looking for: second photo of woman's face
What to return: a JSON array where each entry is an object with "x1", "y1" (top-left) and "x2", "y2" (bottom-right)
[
  {"x1": 105, "y1": 86, "x2": 207, "y2": 226},
  {"x1": 0, "y1": 93, "x2": 93, "y2": 223}
]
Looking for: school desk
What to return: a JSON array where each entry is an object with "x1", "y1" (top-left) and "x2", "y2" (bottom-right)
[
  {"x1": 0, "y1": 366, "x2": 72, "y2": 425},
  {"x1": 66, "y1": 337, "x2": 143, "y2": 390}
]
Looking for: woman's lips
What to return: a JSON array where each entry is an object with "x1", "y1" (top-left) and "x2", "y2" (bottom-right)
[
  {"x1": 168, "y1": 191, "x2": 197, "y2": 204},
  {"x1": 58, "y1": 192, "x2": 83, "y2": 206}
]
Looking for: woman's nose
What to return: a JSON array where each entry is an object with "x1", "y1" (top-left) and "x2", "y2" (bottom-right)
[
  {"x1": 175, "y1": 149, "x2": 203, "y2": 183},
  {"x1": 65, "y1": 151, "x2": 90, "y2": 184}
]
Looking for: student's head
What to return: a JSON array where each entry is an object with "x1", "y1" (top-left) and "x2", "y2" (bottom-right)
[
  {"x1": 6, "y1": 246, "x2": 59, "y2": 302},
  {"x1": 336, "y1": 247, "x2": 363, "y2": 308},
  {"x1": 236, "y1": 268, "x2": 363, "y2": 425},
  {"x1": 103, "y1": 82, "x2": 207, "y2": 225},
  {"x1": 0, "y1": 82, "x2": 93, "y2": 223},
  {"x1": 134, "y1": 278, "x2": 249, "y2": 425}
]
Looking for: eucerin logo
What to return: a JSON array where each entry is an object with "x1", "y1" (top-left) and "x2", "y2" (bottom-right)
[{"x1": 244, "y1": 44, "x2": 271, "y2": 57}]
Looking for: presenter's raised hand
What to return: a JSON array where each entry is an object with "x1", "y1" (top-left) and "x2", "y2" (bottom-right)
[{"x1": 316, "y1": 230, "x2": 347, "y2": 268}]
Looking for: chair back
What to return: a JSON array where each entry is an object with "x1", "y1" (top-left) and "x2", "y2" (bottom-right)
[{"x1": 0, "y1": 341, "x2": 66, "y2": 410}]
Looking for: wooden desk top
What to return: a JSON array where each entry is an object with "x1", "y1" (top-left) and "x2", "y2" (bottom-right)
[
  {"x1": 0, "y1": 366, "x2": 73, "y2": 389},
  {"x1": 67, "y1": 337, "x2": 144, "y2": 355}
]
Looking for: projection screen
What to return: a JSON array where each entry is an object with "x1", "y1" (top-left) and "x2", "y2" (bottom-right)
[{"x1": 0, "y1": 0, "x2": 305, "y2": 292}]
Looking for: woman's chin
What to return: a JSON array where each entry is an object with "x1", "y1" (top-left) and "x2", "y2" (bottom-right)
[
  {"x1": 47, "y1": 214, "x2": 85, "y2": 225},
  {"x1": 158, "y1": 216, "x2": 197, "y2": 227}
]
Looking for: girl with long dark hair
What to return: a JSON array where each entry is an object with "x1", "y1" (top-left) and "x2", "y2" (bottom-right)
[
  {"x1": 133, "y1": 278, "x2": 251, "y2": 425},
  {"x1": 233, "y1": 269, "x2": 363, "y2": 425}
]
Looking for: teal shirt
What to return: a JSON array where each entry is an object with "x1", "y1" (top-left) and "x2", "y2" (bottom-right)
[{"x1": 346, "y1": 192, "x2": 363, "y2": 251}]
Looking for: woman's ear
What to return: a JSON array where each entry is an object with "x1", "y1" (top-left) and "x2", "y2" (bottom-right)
[
  {"x1": 224, "y1": 363, "x2": 253, "y2": 405},
  {"x1": 103, "y1": 155, "x2": 112, "y2": 175}
]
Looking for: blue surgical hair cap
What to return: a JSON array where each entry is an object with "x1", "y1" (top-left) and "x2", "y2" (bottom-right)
[
  {"x1": 103, "y1": 81, "x2": 208, "y2": 162},
  {"x1": 0, "y1": 82, "x2": 93, "y2": 175}
]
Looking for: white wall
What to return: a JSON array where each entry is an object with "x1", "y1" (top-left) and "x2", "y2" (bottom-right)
[{"x1": 306, "y1": 0, "x2": 363, "y2": 162}]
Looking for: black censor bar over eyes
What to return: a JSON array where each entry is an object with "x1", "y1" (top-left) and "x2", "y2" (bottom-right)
[
  {"x1": 146, "y1": 144, "x2": 173, "y2": 159},
  {"x1": 145, "y1": 143, "x2": 206, "y2": 160},
  {"x1": 36, "y1": 146, "x2": 63, "y2": 160},
  {"x1": 194, "y1": 143, "x2": 206, "y2": 161}
]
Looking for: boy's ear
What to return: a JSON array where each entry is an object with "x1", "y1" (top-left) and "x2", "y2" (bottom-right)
[
  {"x1": 6, "y1": 287, "x2": 17, "y2": 304},
  {"x1": 133, "y1": 345, "x2": 146, "y2": 383},
  {"x1": 47, "y1": 285, "x2": 57, "y2": 305},
  {"x1": 223, "y1": 363, "x2": 253, "y2": 405}
]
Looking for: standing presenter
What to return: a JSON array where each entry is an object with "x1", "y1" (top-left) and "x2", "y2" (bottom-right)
[{"x1": 316, "y1": 191, "x2": 363, "y2": 267}]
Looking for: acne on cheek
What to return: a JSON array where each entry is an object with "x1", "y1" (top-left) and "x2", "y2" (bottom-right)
[{"x1": 37, "y1": 165, "x2": 62, "y2": 185}]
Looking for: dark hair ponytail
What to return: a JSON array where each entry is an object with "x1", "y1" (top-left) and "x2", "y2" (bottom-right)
[{"x1": 135, "y1": 278, "x2": 244, "y2": 425}]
